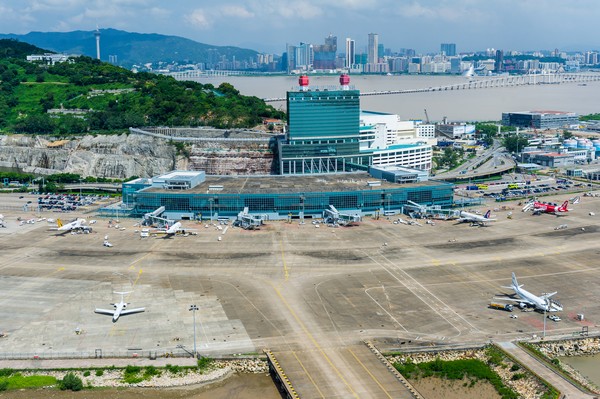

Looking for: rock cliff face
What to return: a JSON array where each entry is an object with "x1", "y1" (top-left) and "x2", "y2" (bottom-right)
[{"x1": 0, "y1": 134, "x2": 177, "y2": 178}]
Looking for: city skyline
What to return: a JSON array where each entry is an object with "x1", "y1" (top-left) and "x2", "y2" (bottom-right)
[{"x1": 1, "y1": 0, "x2": 599, "y2": 54}]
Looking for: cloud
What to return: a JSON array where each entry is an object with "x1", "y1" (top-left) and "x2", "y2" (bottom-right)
[
  {"x1": 187, "y1": 9, "x2": 212, "y2": 30},
  {"x1": 220, "y1": 5, "x2": 254, "y2": 19}
]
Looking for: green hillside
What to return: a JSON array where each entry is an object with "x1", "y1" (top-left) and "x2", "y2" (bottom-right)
[
  {"x1": 0, "y1": 39, "x2": 285, "y2": 135},
  {"x1": 0, "y1": 29, "x2": 261, "y2": 68}
]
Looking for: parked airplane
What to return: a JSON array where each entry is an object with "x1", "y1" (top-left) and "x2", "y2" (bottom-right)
[
  {"x1": 496, "y1": 272, "x2": 563, "y2": 312},
  {"x1": 152, "y1": 221, "x2": 196, "y2": 237},
  {"x1": 456, "y1": 210, "x2": 496, "y2": 226},
  {"x1": 54, "y1": 218, "x2": 92, "y2": 234},
  {"x1": 94, "y1": 292, "x2": 145, "y2": 322},
  {"x1": 523, "y1": 200, "x2": 569, "y2": 216}
]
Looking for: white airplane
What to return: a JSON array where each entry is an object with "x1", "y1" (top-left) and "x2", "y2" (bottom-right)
[
  {"x1": 152, "y1": 222, "x2": 195, "y2": 237},
  {"x1": 496, "y1": 272, "x2": 563, "y2": 312},
  {"x1": 94, "y1": 292, "x2": 145, "y2": 322},
  {"x1": 456, "y1": 210, "x2": 496, "y2": 226},
  {"x1": 54, "y1": 218, "x2": 92, "y2": 234}
]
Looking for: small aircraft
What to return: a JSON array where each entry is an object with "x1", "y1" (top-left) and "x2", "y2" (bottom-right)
[
  {"x1": 456, "y1": 210, "x2": 496, "y2": 226},
  {"x1": 523, "y1": 200, "x2": 569, "y2": 216},
  {"x1": 495, "y1": 272, "x2": 563, "y2": 312},
  {"x1": 94, "y1": 292, "x2": 145, "y2": 322},
  {"x1": 54, "y1": 218, "x2": 92, "y2": 234}
]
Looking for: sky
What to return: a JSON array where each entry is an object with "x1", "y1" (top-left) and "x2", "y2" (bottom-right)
[{"x1": 1, "y1": 0, "x2": 599, "y2": 54}]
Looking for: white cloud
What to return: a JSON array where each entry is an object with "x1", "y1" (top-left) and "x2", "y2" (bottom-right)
[
  {"x1": 187, "y1": 9, "x2": 213, "y2": 30},
  {"x1": 220, "y1": 5, "x2": 254, "y2": 19}
]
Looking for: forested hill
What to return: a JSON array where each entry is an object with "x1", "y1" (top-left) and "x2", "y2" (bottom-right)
[
  {"x1": 0, "y1": 40, "x2": 285, "y2": 135},
  {"x1": 0, "y1": 29, "x2": 259, "y2": 68},
  {"x1": 0, "y1": 39, "x2": 49, "y2": 59}
]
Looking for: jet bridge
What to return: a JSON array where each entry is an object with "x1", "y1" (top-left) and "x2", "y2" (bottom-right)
[
  {"x1": 323, "y1": 205, "x2": 361, "y2": 226},
  {"x1": 141, "y1": 206, "x2": 174, "y2": 227},
  {"x1": 403, "y1": 200, "x2": 459, "y2": 220},
  {"x1": 234, "y1": 207, "x2": 264, "y2": 230}
]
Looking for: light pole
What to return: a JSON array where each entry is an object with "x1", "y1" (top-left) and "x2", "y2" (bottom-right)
[
  {"x1": 189, "y1": 304, "x2": 198, "y2": 357},
  {"x1": 543, "y1": 307, "x2": 547, "y2": 339}
]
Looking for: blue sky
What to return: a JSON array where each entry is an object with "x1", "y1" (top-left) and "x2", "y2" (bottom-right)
[{"x1": 1, "y1": 0, "x2": 598, "y2": 54}]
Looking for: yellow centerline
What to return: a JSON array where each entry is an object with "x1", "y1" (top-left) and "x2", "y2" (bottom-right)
[
  {"x1": 348, "y1": 348, "x2": 393, "y2": 399},
  {"x1": 271, "y1": 283, "x2": 359, "y2": 398},
  {"x1": 292, "y1": 350, "x2": 326, "y2": 398},
  {"x1": 279, "y1": 238, "x2": 289, "y2": 281}
]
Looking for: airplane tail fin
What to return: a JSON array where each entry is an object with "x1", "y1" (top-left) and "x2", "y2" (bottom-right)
[
  {"x1": 503, "y1": 272, "x2": 523, "y2": 290},
  {"x1": 484, "y1": 210, "x2": 491, "y2": 219},
  {"x1": 559, "y1": 201, "x2": 569, "y2": 211},
  {"x1": 57, "y1": 219, "x2": 63, "y2": 228}
]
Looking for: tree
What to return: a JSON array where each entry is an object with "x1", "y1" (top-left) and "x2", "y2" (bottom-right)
[
  {"x1": 503, "y1": 134, "x2": 529, "y2": 153},
  {"x1": 59, "y1": 372, "x2": 83, "y2": 391},
  {"x1": 39, "y1": 92, "x2": 55, "y2": 112},
  {"x1": 562, "y1": 130, "x2": 574, "y2": 140}
]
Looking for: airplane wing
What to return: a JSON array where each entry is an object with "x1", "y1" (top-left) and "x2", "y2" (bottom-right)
[
  {"x1": 543, "y1": 291, "x2": 557, "y2": 298},
  {"x1": 493, "y1": 296, "x2": 534, "y2": 305},
  {"x1": 120, "y1": 307, "x2": 145, "y2": 316},
  {"x1": 94, "y1": 308, "x2": 116, "y2": 316}
]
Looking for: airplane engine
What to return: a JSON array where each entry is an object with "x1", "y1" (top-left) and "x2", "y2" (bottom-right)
[{"x1": 518, "y1": 302, "x2": 526, "y2": 309}]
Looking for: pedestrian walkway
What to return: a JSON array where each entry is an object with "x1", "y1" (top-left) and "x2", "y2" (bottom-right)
[
  {"x1": 0, "y1": 357, "x2": 197, "y2": 370},
  {"x1": 498, "y1": 341, "x2": 596, "y2": 399}
]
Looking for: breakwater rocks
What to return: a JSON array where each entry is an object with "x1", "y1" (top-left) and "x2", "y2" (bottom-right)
[
  {"x1": 23, "y1": 358, "x2": 269, "y2": 388},
  {"x1": 536, "y1": 336, "x2": 600, "y2": 357},
  {"x1": 387, "y1": 347, "x2": 547, "y2": 399},
  {"x1": 535, "y1": 336, "x2": 600, "y2": 393}
]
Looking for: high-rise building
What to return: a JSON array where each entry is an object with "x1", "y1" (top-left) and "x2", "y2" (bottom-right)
[
  {"x1": 368, "y1": 33, "x2": 378, "y2": 64},
  {"x1": 495, "y1": 50, "x2": 504, "y2": 72},
  {"x1": 440, "y1": 43, "x2": 456, "y2": 57},
  {"x1": 313, "y1": 34, "x2": 337, "y2": 70},
  {"x1": 295, "y1": 43, "x2": 313, "y2": 70},
  {"x1": 345, "y1": 38, "x2": 355, "y2": 68},
  {"x1": 279, "y1": 76, "x2": 361, "y2": 174}
]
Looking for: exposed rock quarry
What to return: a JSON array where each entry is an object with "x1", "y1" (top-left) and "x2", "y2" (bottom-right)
[{"x1": 0, "y1": 134, "x2": 177, "y2": 178}]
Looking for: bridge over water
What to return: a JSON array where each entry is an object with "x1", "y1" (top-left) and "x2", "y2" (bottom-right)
[{"x1": 263, "y1": 72, "x2": 600, "y2": 102}]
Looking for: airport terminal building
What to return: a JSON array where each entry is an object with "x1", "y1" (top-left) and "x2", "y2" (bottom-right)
[
  {"x1": 120, "y1": 75, "x2": 451, "y2": 221},
  {"x1": 123, "y1": 171, "x2": 453, "y2": 221}
]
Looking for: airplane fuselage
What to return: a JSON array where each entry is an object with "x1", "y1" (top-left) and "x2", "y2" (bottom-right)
[
  {"x1": 513, "y1": 284, "x2": 562, "y2": 312},
  {"x1": 112, "y1": 302, "x2": 125, "y2": 322}
]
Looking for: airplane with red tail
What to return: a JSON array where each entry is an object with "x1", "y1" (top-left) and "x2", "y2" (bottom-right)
[{"x1": 522, "y1": 200, "x2": 569, "y2": 216}]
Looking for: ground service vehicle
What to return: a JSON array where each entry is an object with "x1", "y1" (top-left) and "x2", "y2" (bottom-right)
[{"x1": 489, "y1": 303, "x2": 513, "y2": 312}]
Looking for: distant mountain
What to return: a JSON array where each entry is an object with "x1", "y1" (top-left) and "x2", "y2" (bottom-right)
[{"x1": 0, "y1": 29, "x2": 260, "y2": 68}]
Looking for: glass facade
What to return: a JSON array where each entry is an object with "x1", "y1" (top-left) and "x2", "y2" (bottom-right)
[
  {"x1": 502, "y1": 112, "x2": 579, "y2": 129},
  {"x1": 130, "y1": 182, "x2": 454, "y2": 220},
  {"x1": 282, "y1": 89, "x2": 362, "y2": 174},
  {"x1": 287, "y1": 90, "x2": 360, "y2": 140}
]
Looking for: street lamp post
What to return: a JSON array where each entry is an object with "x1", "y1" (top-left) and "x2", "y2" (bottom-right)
[
  {"x1": 189, "y1": 304, "x2": 198, "y2": 357},
  {"x1": 543, "y1": 308, "x2": 547, "y2": 339}
]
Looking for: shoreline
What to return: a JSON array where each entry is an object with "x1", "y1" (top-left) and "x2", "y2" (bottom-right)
[{"x1": 7, "y1": 358, "x2": 268, "y2": 389}]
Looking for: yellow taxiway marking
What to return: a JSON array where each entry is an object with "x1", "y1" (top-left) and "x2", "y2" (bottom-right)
[
  {"x1": 432, "y1": 260, "x2": 441, "y2": 266},
  {"x1": 348, "y1": 348, "x2": 393, "y2": 399},
  {"x1": 279, "y1": 238, "x2": 289, "y2": 281},
  {"x1": 271, "y1": 283, "x2": 359, "y2": 398},
  {"x1": 292, "y1": 350, "x2": 325, "y2": 398}
]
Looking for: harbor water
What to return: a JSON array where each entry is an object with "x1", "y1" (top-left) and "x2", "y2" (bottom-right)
[{"x1": 189, "y1": 74, "x2": 600, "y2": 122}]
